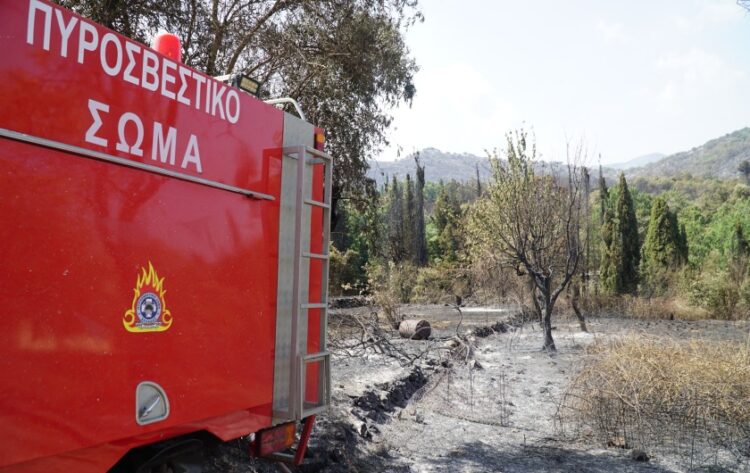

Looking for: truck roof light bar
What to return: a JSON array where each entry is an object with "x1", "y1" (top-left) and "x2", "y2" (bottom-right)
[{"x1": 214, "y1": 74, "x2": 261, "y2": 97}]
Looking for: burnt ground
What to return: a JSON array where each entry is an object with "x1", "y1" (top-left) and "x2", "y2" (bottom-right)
[{"x1": 205, "y1": 305, "x2": 750, "y2": 473}]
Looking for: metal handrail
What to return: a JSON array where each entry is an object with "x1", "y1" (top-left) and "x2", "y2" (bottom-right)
[{"x1": 264, "y1": 98, "x2": 306, "y2": 121}]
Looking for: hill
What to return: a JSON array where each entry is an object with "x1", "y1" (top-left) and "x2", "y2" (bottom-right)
[
  {"x1": 609, "y1": 153, "x2": 665, "y2": 170},
  {"x1": 628, "y1": 128, "x2": 750, "y2": 180},
  {"x1": 369, "y1": 148, "x2": 621, "y2": 186},
  {"x1": 367, "y1": 148, "x2": 492, "y2": 186},
  {"x1": 369, "y1": 127, "x2": 750, "y2": 186}
]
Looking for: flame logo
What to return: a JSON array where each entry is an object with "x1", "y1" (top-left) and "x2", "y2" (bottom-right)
[{"x1": 123, "y1": 262, "x2": 172, "y2": 332}]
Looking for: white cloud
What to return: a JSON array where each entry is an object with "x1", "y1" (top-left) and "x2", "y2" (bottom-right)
[
  {"x1": 382, "y1": 62, "x2": 515, "y2": 160},
  {"x1": 673, "y1": 0, "x2": 744, "y2": 32},
  {"x1": 656, "y1": 49, "x2": 745, "y2": 101},
  {"x1": 596, "y1": 20, "x2": 626, "y2": 42},
  {"x1": 377, "y1": 0, "x2": 750, "y2": 165},
  {"x1": 700, "y1": 1, "x2": 743, "y2": 23}
]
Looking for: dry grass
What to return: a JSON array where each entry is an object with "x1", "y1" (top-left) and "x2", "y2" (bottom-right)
[
  {"x1": 623, "y1": 296, "x2": 710, "y2": 320},
  {"x1": 559, "y1": 336, "x2": 750, "y2": 467},
  {"x1": 585, "y1": 294, "x2": 710, "y2": 320}
]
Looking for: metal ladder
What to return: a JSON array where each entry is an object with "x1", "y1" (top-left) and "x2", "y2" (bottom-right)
[{"x1": 285, "y1": 145, "x2": 332, "y2": 420}]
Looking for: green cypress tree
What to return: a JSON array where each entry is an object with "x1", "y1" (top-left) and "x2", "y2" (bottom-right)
[
  {"x1": 732, "y1": 221, "x2": 749, "y2": 258},
  {"x1": 599, "y1": 207, "x2": 621, "y2": 294},
  {"x1": 431, "y1": 181, "x2": 461, "y2": 263},
  {"x1": 678, "y1": 223, "x2": 689, "y2": 264},
  {"x1": 414, "y1": 157, "x2": 428, "y2": 266},
  {"x1": 404, "y1": 174, "x2": 416, "y2": 262},
  {"x1": 739, "y1": 160, "x2": 750, "y2": 185},
  {"x1": 598, "y1": 165, "x2": 608, "y2": 225},
  {"x1": 641, "y1": 197, "x2": 682, "y2": 294},
  {"x1": 667, "y1": 212, "x2": 688, "y2": 265},
  {"x1": 387, "y1": 176, "x2": 406, "y2": 262},
  {"x1": 615, "y1": 173, "x2": 640, "y2": 293}
]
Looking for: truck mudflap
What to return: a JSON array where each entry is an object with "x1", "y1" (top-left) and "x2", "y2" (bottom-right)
[{"x1": 249, "y1": 415, "x2": 317, "y2": 465}]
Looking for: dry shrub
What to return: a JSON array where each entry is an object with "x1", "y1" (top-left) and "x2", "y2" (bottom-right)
[
  {"x1": 560, "y1": 336, "x2": 750, "y2": 466},
  {"x1": 467, "y1": 256, "x2": 517, "y2": 305},
  {"x1": 367, "y1": 262, "x2": 414, "y2": 329},
  {"x1": 411, "y1": 264, "x2": 470, "y2": 304},
  {"x1": 371, "y1": 288, "x2": 402, "y2": 330}
]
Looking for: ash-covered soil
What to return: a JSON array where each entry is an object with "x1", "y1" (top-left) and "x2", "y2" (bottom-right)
[{"x1": 205, "y1": 305, "x2": 750, "y2": 472}]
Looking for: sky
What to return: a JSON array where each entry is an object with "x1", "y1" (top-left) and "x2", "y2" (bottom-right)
[{"x1": 379, "y1": 0, "x2": 750, "y2": 164}]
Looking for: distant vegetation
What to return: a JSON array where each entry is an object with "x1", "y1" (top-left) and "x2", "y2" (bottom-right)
[
  {"x1": 372, "y1": 127, "x2": 750, "y2": 185},
  {"x1": 333, "y1": 127, "x2": 750, "y2": 345},
  {"x1": 630, "y1": 127, "x2": 750, "y2": 180}
]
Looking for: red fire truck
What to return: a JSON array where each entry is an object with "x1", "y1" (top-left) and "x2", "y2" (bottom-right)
[{"x1": 0, "y1": 1, "x2": 332, "y2": 471}]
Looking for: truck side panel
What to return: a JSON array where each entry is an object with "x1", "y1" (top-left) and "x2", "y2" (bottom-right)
[
  {"x1": 0, "y1": 0, "x2": 293, "y2": 470},
  {"x1": 0, "y1": 136, "x2": 281, "y2": 470}
]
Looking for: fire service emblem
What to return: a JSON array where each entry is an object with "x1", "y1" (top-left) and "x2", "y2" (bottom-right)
[{"x1": 123, "y1": 262, "x2": 173, "y2": 332}]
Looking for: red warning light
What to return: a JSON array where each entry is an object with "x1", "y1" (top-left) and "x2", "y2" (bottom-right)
[{"x1": 151, "y1": 33, "x2": 182, "y2": 63}]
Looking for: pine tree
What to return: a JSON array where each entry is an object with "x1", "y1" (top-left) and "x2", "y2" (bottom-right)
[
  {"x1": 641, "y1": 197, "x2": 682, "y2": 294},
  {"x1": 615, "y1": 173, "x2": 640, "y2": 293}
]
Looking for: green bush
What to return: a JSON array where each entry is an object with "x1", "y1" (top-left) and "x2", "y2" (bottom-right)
[
  {"x1": 329, "y1": 245, "x2": 366, "y2": 296},
  {"x1": 687, "y1": 265, "x2": 743, "y2": 320}
]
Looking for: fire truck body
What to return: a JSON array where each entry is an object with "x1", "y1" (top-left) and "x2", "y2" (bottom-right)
[{"x1": 0, "y1": 0, "x2": 331, "y2": 471}]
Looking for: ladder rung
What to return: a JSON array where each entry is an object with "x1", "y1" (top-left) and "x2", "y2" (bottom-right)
[
  {"x1": 304, "y1": 199, "x2": 330, "y2": 209},
  {"x1": 301, "y1": 303, "x2": 327, "y2": 309},
  {"x1": 303, "y1": 252, "x2": 329, "y2": 260},
  {"x1": 302, "y1": 351, "x2": 330, "y2": 362},
  {"x1": 306, "y1": 158, "x2": 327, "y2": 165}
]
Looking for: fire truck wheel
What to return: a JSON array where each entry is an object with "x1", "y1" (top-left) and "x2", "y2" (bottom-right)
[
  {"x1": 150, "y1": 461, "x2": 202, "y2": 473},
  {"x1": 110, "y1": 436, "x2": 206, "y2": 473}
]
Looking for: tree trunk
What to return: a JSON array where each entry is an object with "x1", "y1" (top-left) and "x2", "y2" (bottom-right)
[
  {"x1": 538, "y1": 278, "x2": 556, "y2": 351},
  {"x1": 571, "y1": 283, "x2": 588, "y2": 332},
  {"x1": 528, "y1": 279, "x2": 542, "y2": 325},
  {"x1": 542, "y1": 303, "x2": 555, "y2": 351}
]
